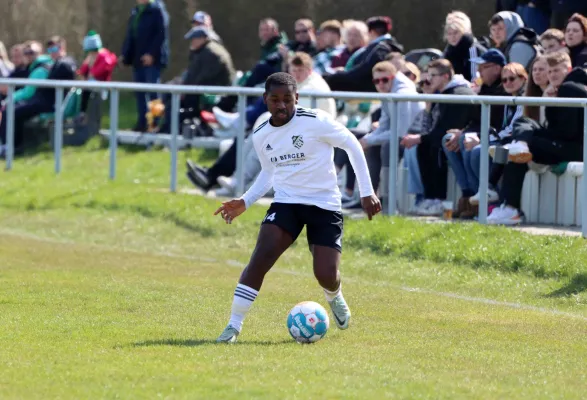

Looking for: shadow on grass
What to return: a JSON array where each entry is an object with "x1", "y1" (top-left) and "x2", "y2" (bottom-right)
[
  {"x1": 545, "y1": 273, "x2": 587, "y2": 297},
  {"x1": 128, "y1": 338, "x2": 293, "y2": 347}
]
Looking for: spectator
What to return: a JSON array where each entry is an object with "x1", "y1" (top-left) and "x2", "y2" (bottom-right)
[
  {"x1": 0, "y1": 42, "x2": 13, "y2": 77},
  {"x1": 489, "y1": 11, "x2": 540, "y2": 70},
  {"x1": 516, "y1": 1, "x2": 551, "y2": 35},
  {"x1": 191, "y1": 11, "x2": 222, "y2": 43},
  {"x1": 313, "y1": 20, "x2": 344, "y2": 75},
  {"x1": 443, "y1": 11, "x2": 487, "y2": 82},
  {"x1": 212, "y1": 54, "x2": 337, "y2": 195},
  {"x1": 0, "y1": 41, "x2": 53, "y2": 156},
  {"x1": 523, "y1": 55, "x2": 549, "y2": 121},
  {"x1": 470, "y1": 63, "x2": 528, "y2": 207},
  {"x1": 402, "y1": 59, "x2": 476, "y2": 215},
  {"x1": 33, "y1": 36, "x2": 77, "y2": 108},
  {"x1": 401, "y1": 62, "x2": 421, "y2": 83},
  {"x1": 488, "y1": 51, "x2": 586, "y2": 224},
  {"x1": 121, "y1": 0, "x2": 169, "y2": 132},
  {"x1": 386, "y1": 52, "x2": 406, "y2": 72},
  {"x1": 331, "y1": 20, "x2": 368, "y2": 70},
  {"x1": 442, "y1": 49, "x2": 508, "y2": 218},
  {"x1": 539, "y1": 28, "x2": 566, "y2": 52},
  {"x1": 551, "y1": 0, "x2": 587, "y2": 29},
  {"x1": 324, "y1": 16, "x2": 403, "y2": 92},
  {"x1": 160, "y1": 26, "x2": 235, "y2": 134},
  {"x1": 564, "y1": 13, "x2": 587, "y2": 67},
  {"x1": 0, "y1": 44, "x2": 29, "y2": 97},
  {"x1": 285, "y1": 19, "x2": 318, "y2": 56},
  {"x1": 78, "y1": 31, "x2": 118, "y2": 114},
  {"x1": 216, "y1": 18, "x2": 287, "y2": 112}
]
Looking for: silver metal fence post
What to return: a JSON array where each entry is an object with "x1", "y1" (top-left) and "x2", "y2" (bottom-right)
[
  {"x1": 54, "y1": 87, "x2": 64, "y2": 174},
  {"x1": 109, "y1": 90, "x2": 119, "y2": 180},
  {"x1": 582, "y1": 106, "x2": 587, "y2": 238},
  {"x1": 170, "y1": 93, "x2": 180, "y2": 193},
  {"x1": 387, "y1": 100, "x2": 399, "y2": 216},
  {"x1": 5, "y1": 85, "x2": 15, "y2": 170},
  {"x1": 310, "y1": 96, "x2": 317, "y2": 109},
  {"x1": 235, "y1": 94, "x2": 247, "y2": 197},
  {"x1": 478, "y1": 103, "x2": 491, "y2": 224}
]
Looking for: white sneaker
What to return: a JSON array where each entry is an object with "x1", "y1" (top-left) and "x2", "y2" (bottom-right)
[
  {"x1": 212, "y1": 106, "x2": 240, "y2": 129},
  {"x1": 469, "y1": 189, "x2": 499, "y2": 205},
  {"x1": 487, "y1": 204, "x2": 523, "y2": 225},
  {"x1": 507, "y1": 141, "x2": 532, "y2": 163},
  {"x1": 328, "y1": 294, "x2": 351, "y2": 330},
  {"x1": 217, "y1": 176, "x2": 237, "y2": 191},
  {"x1": 414, "y1": 199, "x2": 443, "y2": 216},
  {"x1": 216, "y1": 325, "x2": 239, "y2": 343}
]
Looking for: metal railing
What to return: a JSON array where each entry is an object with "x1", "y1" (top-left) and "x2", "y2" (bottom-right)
[{"x1": 2, "y1": 78, "x2": 587, "y2": 236}]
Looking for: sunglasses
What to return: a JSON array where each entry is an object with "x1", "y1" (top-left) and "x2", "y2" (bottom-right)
[
  {"x1": 501, "y1": 76, "x2": 520, "y2": 83},
  {"x1": 295, "y1": 29, "x2": 309, "y2": 34},
  {"x1": 372, "y1": 77, "x2": 391, "y2": 85},
  {"x1": 418, "y1": 79, "x2": 431, "y2": 86}
]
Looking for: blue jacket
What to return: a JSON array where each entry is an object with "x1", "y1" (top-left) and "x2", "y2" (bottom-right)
[{"x1": 121, "y1": 1, "x2": 169, "y2": 68}]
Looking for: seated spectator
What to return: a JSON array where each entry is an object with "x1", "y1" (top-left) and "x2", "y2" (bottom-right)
[
  {"x1": 401, "y1": 62, "x2": 421, "y2": 83},
  {"x1": 443, "y1": 11, "x2": 487, "y2": 82},
  {"x1": 324, "y1": 16, "x2": 403, "y2": 92},
  {"x1": 488, "y1": 51, "x2": 586, "y2": 225},
  {"x1": 523, "y1": 55, "x2": 549, "y2": 122},
  {"x1": 0, "y1": 44, "x2": 29, "y2": 98},
  {"x1": 539, "y1": 28, "x2": 566, "y2": 53},
  {"x1": 442, "y1": 49, "x2": 509, "y2": 217},
  {"x1": 0, "y1": 41, "x2": 13, "y2": 77},
  {"x1": 78, "y1": 31, "x2": 118, "y2": 114},
  {"x1": 469, "y1": 62, "x2": 528, "y2": 207},
  {"x1": 488, "y1": 11, "x2": 540, "y2": 70},
  {"x1": 216, "y1": 18, "x2": 287, "y2": 112},
  {"x1": 401, "y1": 59, "x2": 476, "y2": 216},
  {"x1": 191, "y1": 11, "x2": 222, "y2": 43},
  {"x1": 564, "y1": 13, "x2": 587, "y2": 67},
  {"x1": 330, "y1": 20, "x2": 368, "y2": 70},
  {"x1": 386, "y1": 51, "x2": 406, "y2": 72},
  {"x1": 211, "y1": 54, "x2": 337, "y2": 196},
  {"x1": 285, "y1": 19, "x2": 318, "y2": 56},
  {"x1": 121, "y1": 0, "x2": 169, "y2": 132},
  {"x1": 160, "y1": 26, "x2": 235, "y2": 134},
  {"x1": 313, "y1": 20, "x2": 344, "y2": 75}
]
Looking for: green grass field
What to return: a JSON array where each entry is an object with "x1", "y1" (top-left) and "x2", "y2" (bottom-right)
[{"x1": 1, "y1": 140, "x2": 586, "y2": 399}]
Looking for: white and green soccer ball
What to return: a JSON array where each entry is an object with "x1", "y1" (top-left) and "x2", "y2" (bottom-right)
[{"x1": 287, "y1": 301, "x2": 330, "y2": 343}]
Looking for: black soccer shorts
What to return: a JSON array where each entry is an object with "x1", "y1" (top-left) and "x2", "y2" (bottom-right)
[{"x1": 261, "y1": 202, "x2": 344, "y2": 252}]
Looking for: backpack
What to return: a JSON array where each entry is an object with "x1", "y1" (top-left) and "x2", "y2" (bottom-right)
[{"x1": 504, "y1": 27, "x2": 544, "y2": 67}]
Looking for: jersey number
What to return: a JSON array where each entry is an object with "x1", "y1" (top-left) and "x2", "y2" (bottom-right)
[{"x1": 264, "y1": 212, "x2": 276, "y2": 222}]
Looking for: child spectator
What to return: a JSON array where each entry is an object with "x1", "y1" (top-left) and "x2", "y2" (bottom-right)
[
  {"x1": 539, "y1": 29, "x2": 566, "y2": 53},
  {"x1": 564, "y1": 13, "x2": 587, "y2": 67}
]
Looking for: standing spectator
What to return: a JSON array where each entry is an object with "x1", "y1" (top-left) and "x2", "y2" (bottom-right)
[
  {"x1": 78, "y1": 31, "x2": 118, "y2": 114},
  {"x1": 539, "y1": 28, "x2": 567, "y2": 52},
  {"x1": 0, "y1": 42, "x2": 14, "y2": 77},
  {"x1": 324, "y1": 16, "x2": 403, "y2": 92},
  {"x1": 313, "y1": 20, "x2": 344, "y2": 75},
  {"x1": 331, "y1": 20, "x2": 368, "y2": 70},
  {"x1": 516, "y1": 1, "x2": 551, "y2": 35},
  {"x1": 191, "y1": 11, "x2": 222, "y2": 43},
  {"x1": 496, "y1": 0, "x2": 519, "y2": 12},
  {"x1": 488, "y1": 52, "x2": 586, "y2": 224},
  {"x1": 401, "y1": 59, "x2": 476, "y2": 215},
  {"x1": 443, "y1": 11, "x2": 487, "y2": 82},
  {"x1": 121, "y1": 0, "x2": 169, "y2": 132},
  {"x1": 442, "y1": 49, "x2": 508, "y2": 217},
  {"x1": 160, "y1": 27, "x2": 235, "y2": 134},
  {"x1": 489, "y1": 11, "x2": 541, "y2": 70},
  {"x1": 551, "y1": 0, "x2": 587, "y2": 29},
  {"x1": 564, "y1": 13, "x2": 587, "y2": 67}
]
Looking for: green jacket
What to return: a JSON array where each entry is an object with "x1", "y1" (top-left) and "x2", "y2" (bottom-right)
[{"x1": 14, "y1": 55, "x2": 53, "y2": 103}]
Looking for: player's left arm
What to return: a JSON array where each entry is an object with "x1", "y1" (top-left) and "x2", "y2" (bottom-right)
[{"x1": 317, "y1": 114, "x2": 382, "y2": 219}]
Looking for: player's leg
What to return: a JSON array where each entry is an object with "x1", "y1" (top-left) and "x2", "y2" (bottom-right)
[
  {"x1": 305, "y1": 207, "x2": 351, "y2": 330},
  {"x1": 217, "y1": 204, "x2": 302, "y2": 343}
]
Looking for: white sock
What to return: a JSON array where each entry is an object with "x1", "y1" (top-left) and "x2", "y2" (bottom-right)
[
  {"x1": 228, "y1": 283, "x2": 258, "y2": 332},
  {"x1": 323, "y1": 282, "x2": 342, "y2": 302}
]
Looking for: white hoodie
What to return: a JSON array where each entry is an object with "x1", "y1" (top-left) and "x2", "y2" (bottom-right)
[{"x1": 297, "y1": 71, "x2": 337, "y2": 117}]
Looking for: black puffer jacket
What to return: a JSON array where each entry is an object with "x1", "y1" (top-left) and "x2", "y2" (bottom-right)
[{"x1": 443, "y1": 34, "x2": 487, "y2": 82}]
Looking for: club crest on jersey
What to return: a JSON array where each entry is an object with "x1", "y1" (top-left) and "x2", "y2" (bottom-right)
[{"x1": 292, "y1": 135, "x2": 304, "y2": 149}]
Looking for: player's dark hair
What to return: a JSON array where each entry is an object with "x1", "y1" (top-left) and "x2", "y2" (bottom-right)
[{"x1": 265, "y1": 72, "x2": 297, "y2": 93}]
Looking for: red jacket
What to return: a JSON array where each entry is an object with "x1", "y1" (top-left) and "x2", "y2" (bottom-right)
[{"x1": 78, "y1": 49, "x2": 117, "y2": 81}]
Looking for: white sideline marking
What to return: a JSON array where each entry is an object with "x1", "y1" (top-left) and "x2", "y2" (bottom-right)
[{"x1": 1, "y1": 229, "x2": 586, "y2": 322}]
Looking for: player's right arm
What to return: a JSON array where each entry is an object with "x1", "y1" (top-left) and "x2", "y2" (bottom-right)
[{"x1": 214, "y1": 136, "x2": 275, "y2": 224}]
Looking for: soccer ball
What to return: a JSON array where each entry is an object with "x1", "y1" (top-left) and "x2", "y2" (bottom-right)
[{"x1": 287, "y1": 301, "x2": 330, "y2": 343}]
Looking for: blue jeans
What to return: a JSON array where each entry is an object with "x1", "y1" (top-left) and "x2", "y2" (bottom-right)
[
  {"x1": 516, "y1": 5, "x2": 550, "y2": 35},
  {"x1": 133, "y1": 66, "x2": 161, "y2": 130},
  {"x1": 403, "y1": 146, "x2": 424, "y2": 196},
  {"x1": 442, "y1": 133, "x2": 479, "y2": 195}
]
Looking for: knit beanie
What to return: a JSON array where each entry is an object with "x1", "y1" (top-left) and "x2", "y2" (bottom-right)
[{"x1": 83, "y1": 30, "x2": 103, "y2": 52}]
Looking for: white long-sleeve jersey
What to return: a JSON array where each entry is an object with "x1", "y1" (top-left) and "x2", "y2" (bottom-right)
[{"x1": 240, "y1": 107, "x2": 374, "y2": 212}]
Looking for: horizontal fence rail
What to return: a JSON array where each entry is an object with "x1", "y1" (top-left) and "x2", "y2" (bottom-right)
[{"x1": 1, "y1": 78, "x2": 586, "y2": 237}]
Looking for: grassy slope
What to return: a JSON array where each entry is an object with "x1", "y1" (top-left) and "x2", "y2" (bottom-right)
[{"x1": 0, "y1": 141, "x2": 586, "y2": 399}]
